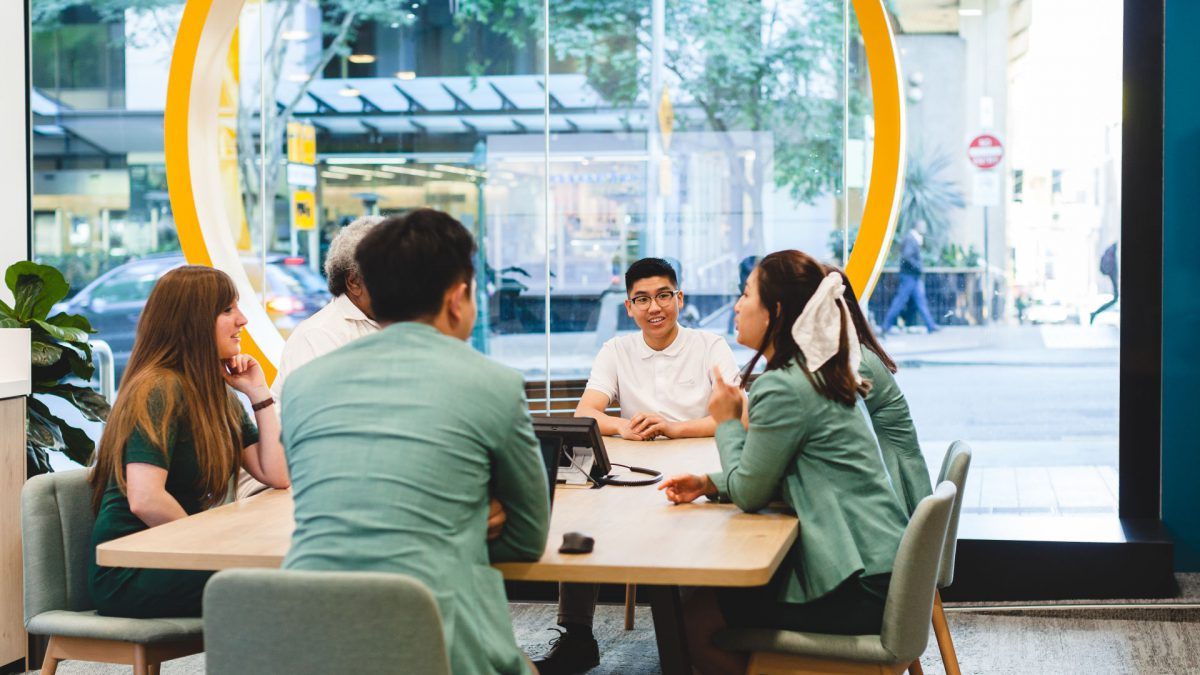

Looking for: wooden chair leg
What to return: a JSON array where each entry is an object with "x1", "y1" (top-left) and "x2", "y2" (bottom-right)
[
  {"x1": 931, "y1": 591, "x2": 961, "y2": 675},
  {"x1": 909, "y1": 659, "x2": 925, "y2": 675},
  {"x1": 41, "y1": 636, "x2": 61, "y2": 675},
  {"x1": 624, "y1": 583, "x2": 637, "y2": 630},
  {"x1": 133, "y1": 643, "x2": 149, "y2": 675},
  {"x1": 148, "y1": 664, "x2": 161, "y2": 675}
]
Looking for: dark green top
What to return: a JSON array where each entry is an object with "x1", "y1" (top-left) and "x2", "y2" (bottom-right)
[
  {"x1": 708, "y1": 359, "x2": 909, "y2": 605},
  {"x1": 90, "y1": 387, "x2": 258, "y2": 614},
  {"x1": 91, "y1": 395, "x2": 257, "y2": 548},
  {"x1": 860, "y1": 348, "x2": 933, "y2": 515}
]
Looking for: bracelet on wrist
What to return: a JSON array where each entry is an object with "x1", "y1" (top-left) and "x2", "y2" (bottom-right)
[{"x1": 251, "y1": 396, "x2": 275, "y2": 412}]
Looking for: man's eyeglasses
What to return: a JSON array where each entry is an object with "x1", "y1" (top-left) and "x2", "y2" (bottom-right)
[{"x1": 630, "y1": 290, "x2": 681, "y2": 309}]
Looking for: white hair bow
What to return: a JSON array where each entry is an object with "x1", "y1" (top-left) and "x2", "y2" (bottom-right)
[{"x1": 790, "y1": 272, "x2": 862, "y2": 382}]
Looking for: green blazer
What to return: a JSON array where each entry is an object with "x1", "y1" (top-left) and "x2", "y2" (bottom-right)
[
  {"x1": 281, "y1": 322, "x2": 550, "y2": 675},
  {"x1": 861, "y1": 348, "x2": 933, "y2": 515},
  {"x1": 709, "y1": 359, "x2": 909, "y2": 605}
]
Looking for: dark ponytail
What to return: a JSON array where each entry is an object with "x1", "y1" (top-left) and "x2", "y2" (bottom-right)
[{"x1": 738, "y1": 250, "x2": 870, "y2": 406}]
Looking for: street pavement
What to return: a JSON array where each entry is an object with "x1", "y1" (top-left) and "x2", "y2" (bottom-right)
[
  {"x1": 881, "y1": 323, "x2": 1118, "y2": 459},
  {"x1": 882, "y1": 323, "x2": 1120, "y2": 516}
]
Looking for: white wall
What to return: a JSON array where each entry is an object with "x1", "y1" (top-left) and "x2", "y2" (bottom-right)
[{"x1": 0, "y1": 2, "x2": 28, "y2": 304}]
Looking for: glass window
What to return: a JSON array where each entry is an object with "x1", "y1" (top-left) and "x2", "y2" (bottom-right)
[
  {"x1": 31, "y1": 0, "x2": 1121, "y2": 520},
  {"x1": 87, "y1": 260, "x2": 168, "y2": 304},
  {"x1": 888, "y1": 0, "x2": 1122, "y2": 520},
  {"x1": 271, "y1": 260, "x2": 329, "y2": 297}
]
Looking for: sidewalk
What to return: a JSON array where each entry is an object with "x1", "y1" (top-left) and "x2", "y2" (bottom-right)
[
  {"x1": 488, "y1": 321, "x2": 1121, "y2": 377},
  {"x1": 880, "y1": 323, "x2": 1119, "y2": 367}
]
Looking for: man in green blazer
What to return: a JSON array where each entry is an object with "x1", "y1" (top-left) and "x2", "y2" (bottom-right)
[{"x1": 281, "y1": 209, "x2": 550, "y2": 675}]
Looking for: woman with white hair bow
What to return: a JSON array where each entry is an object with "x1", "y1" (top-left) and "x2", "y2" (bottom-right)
[{"x1": 660, "y1": 250, "x2": 910, "y2": 675}]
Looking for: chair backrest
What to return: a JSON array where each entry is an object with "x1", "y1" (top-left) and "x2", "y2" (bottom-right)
[
  {"x1": 203, "y1": 568, "x2": 452, "y2": 675},
  {"x1": 22, "y1": 469, "x2": 97, "y2": 623},
  {"x1": 936, "y1": 441, "x2": 972, "y2": 588},
  {"x1": 879, "y1": 481, "x2": 956, "y2": 663}
]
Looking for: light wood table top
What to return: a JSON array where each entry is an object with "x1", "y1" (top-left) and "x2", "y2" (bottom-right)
[{"x1": 97, "y1": 437, "x2": 798, "y2": 587}]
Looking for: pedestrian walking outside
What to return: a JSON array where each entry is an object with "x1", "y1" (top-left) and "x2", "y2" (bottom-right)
[
  {"x1": 1090, "y1": 242, "x2": 1119, "y2": 325},
  {"x1": 882, "y1": 220, "x2": 940, "y2": 334}
]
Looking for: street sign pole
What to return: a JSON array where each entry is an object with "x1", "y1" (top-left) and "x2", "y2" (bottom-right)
[
  {"x1": 983, "y1": 207, "x2": 990, "y2": 322},
  {"x1": 967, "y1": 132, "x2": 1004, "y2": 324}
]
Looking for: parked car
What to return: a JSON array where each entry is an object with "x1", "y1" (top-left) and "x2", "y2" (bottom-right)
[
  {"x1": 1025, "y1": 298, "x2": 1074, "y2": 325},
  {"x1": 53, "y1": 254, "x2": 331, "y2": 383}
]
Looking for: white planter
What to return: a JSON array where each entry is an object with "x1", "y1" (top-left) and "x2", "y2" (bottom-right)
[{"x1": 0, "y1": 328, "x2": 30, "y2": 399}]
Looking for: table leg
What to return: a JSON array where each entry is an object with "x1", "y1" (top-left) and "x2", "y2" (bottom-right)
[{"x1": 647, "y1": 585, "x2": 691, "y2": 675}]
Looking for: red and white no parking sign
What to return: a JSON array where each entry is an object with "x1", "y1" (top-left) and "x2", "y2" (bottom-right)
[
  {"x1": 967, "y1": 134, "x2": 1004, "y2": 169},
  {"x1": 964, "y1": 132, "x2": 1003, "y2": 166}
]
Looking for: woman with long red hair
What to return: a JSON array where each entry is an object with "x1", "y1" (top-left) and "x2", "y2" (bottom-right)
[{"x1": 88, "y1": 265, "x2": 289, "y2": 618}]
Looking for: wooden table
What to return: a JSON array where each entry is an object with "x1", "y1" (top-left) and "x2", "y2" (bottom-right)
[{"x1": 98, "y1": 437, "x2": 798, "y2": 674}]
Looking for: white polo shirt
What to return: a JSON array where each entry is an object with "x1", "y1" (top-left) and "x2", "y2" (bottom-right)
[
  {"x1": 271, "y1": 294, "x2": 380, "y2": 400},
  {"x1": 584, "y1": 327, "x2": 740, "y2": 421}
]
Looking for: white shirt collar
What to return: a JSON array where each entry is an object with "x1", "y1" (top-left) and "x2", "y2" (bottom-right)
[
  {"x1": 332, "y1": 294, "x2": 377, "y2": 327},
  {"x1": 636, "y1": 326, "x2": 688, "y2": 359}
]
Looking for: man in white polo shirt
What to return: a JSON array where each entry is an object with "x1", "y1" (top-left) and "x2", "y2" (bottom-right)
[
  {"x1": 236, "y1": 215, "x2": 383, "y2": 499},
  {"x1": 576, "y1": 257, "x2": 740, "y2": 440},
  {"x1": 531, "y1": 257, "x2": 739, "y2": 674}
]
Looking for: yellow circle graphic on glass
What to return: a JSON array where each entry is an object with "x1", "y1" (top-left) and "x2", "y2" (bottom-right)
[{"x1": 165, "y1": 0, "x2": 905, "y2": 376}]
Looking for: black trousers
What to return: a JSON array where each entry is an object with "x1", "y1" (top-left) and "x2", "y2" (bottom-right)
[{"x1": 717, "y1": 574, "x2": 890, "y2": 636}]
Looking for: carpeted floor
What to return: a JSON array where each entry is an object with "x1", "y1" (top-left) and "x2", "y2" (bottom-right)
[{"x1": 21, "y1": 597, "x2": 1200, "y2": 674}]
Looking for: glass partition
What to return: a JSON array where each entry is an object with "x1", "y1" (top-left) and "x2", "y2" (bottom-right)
[
  {"x1": 28, "y1": 0, "x2": 1122, "y2": 523},
  {"x1": 22, "y1": 0, "x2": 877, "y2": 467}
]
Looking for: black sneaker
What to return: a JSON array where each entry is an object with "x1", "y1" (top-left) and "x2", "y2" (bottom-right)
[{"x1": 530, "y1": 628, "x2": 601, "y2": 675}]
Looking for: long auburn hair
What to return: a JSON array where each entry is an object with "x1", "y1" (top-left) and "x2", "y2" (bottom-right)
[
  {"x1": 738, "y1": 250, "x2": 870, "y2": 406},
  {"x1": 90, "y1": 266, "x2": 245, "y2": 512},
  {"x1": 827, "y1": 265, "x2": 898, "y2": 374}
]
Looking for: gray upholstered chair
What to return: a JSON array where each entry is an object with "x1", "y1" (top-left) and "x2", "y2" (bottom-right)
[
  {"x1": 929, "y1": 441, "x2": 972, "y2": 675},
  {"x1": 22, "y1": 470, "x2": 204, "y2": 675},
  {"x1": 714, "y1": 481, "x2": 957, "y2": 675},
  {"x1": 203, "y1": 568, "x2": 452, "y2": 675}
]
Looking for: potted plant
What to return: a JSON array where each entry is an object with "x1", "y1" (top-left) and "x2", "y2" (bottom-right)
[{"x1": 0, "y1": 262, "x2": 109, "y2": 477}]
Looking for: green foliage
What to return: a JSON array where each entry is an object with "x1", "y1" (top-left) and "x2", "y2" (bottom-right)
[
  {"x1": 895, "y1": 149, "x2": 966, "y2": 261},
  {"x1": 938, "y1": 243, "x2": 981, "y2": 268},
  {"x1": 1, "y1": 262, "x2": 110, "y2": 477},
  {"x1": 454, "y1": 0, "x2": 861, "y2": 206}
]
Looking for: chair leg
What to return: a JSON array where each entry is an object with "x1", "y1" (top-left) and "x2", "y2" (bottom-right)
[
  {"x1": 931, "y1": 591, "x2": 961, "y2": 675},
  {"x1": 41, "y1": 636, "x2": 61, "y2": 675},
  {"x1": 133, "y1": 643, "x2": 149, "y2": 675},
  {"x1": 909, "y1": 659, "x2": 925, "y2": 675},
  {"x1": 624, "y1": 584, "x2": 637, "y2": 630},
  {"x1": 148, "y1": 664, "x2": 161, "y2": 675}
]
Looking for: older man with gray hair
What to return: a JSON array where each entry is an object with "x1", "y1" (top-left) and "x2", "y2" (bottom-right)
[
  {"x1": 271, "y1": 214, "x2": 386, "y2": 395},
  {"x1": 236, "y1": 214, "x2": 384, "y2": 499}
]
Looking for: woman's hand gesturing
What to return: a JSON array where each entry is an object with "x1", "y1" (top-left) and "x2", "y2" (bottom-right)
[
  {"x1": 707, "y1": 366, "x2": 743, "y2": 424},
  {"x1": 658, "y1": 473, "x2": 717, "y2": 504}
]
